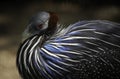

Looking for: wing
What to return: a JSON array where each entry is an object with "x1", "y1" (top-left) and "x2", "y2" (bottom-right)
[{"x1": 39, "y1": 20, "x2": 120, "y2": 78}]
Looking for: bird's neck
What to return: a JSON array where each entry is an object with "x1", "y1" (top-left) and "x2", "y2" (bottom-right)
[{"x1": 38, "y1": 34, "x2": 49, "y2": 47}]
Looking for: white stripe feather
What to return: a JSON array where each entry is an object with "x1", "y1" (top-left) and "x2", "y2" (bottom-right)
[
  {"x1": 41, "y1": 48, "x2": 60, "y2": 59},
  {"x1": 62, "y1": 36, "x2": 96, "y2": 41},
  {"x1": 50, "y1": 42, "x2": 80, "y2": 46}
]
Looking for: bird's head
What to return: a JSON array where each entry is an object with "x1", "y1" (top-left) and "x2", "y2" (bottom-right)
[{"x1": 22, "y1": 11, "x2": 58, "y2": 41}]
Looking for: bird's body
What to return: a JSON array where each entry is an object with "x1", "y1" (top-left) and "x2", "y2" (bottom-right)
[{"x1": 17, "y1": 12, "x2": 120, "y2": 79}]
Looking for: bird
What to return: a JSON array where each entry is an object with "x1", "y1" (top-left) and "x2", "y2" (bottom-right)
[{"x1": 16, "y1": 11, "x2": 120, "y2": 79}]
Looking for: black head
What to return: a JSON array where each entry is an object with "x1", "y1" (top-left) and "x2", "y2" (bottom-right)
[{"x1": 22, "y1": 11, "x2": 58, "y2": 41}]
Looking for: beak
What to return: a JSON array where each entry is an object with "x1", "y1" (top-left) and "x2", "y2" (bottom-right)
[
  {"x1": 22, "y1": 25, "x2": 46, "y2": 47},
  {"x1": 22, "y1": 28, "x2": 31, "y2": 42},
  {"x1": 22, "y1": 23, "x2": 33, "y2": 42},
  {"x1": 22, "y1": 29, "x2": 46, "y2": 48}
]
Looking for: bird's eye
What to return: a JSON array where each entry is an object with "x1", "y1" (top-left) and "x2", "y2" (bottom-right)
[{"x1": 37, "y1": 24, "x2": 43, "y2": 29}]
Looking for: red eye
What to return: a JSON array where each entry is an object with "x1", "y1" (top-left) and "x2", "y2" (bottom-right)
[{"x1": 37, "y1": 24, "x2": 43, "y2": 29}]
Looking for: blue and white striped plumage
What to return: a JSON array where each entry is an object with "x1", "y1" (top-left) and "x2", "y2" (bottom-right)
[{"x1": 17, "y1": 20, "x2": 120, "y2": 79}]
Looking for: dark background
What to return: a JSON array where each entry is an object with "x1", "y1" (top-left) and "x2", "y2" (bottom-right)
[{"x1": 0, "y1": 0, "x2": 120, "y2": 79}]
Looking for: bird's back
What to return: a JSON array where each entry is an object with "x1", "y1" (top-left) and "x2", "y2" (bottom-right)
[{"x1": 17, "y1": 20, "x2": 120, "y2": 79}]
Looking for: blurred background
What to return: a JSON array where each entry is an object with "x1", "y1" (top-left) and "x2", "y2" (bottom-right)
[{"x1": 0, "y1": 0, "x2": 120, "y2": 79}]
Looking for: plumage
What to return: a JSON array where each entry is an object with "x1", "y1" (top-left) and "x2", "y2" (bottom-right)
[{"x1": 17, "y1": 11, "x2": 120, "y2": 79}]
